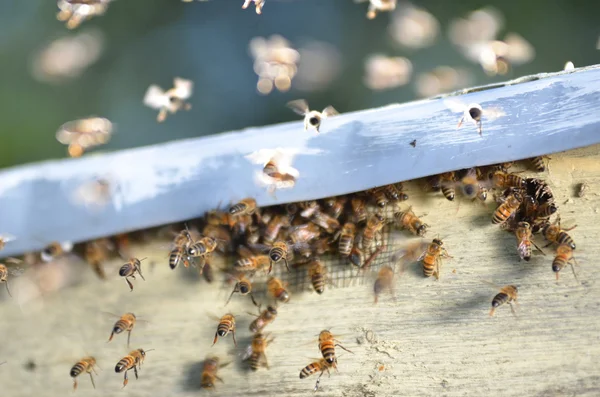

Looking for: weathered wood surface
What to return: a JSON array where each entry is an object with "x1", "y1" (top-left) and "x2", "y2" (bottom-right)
[{"x1": 1, "y1": 145, "x2": 599, "y2": 397}]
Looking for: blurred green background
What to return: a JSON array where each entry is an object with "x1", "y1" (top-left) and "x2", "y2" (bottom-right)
[{"x1": 0, "y1": 0, "x2": 598, "y2": 169}]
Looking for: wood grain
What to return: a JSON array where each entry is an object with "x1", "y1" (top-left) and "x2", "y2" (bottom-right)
[{"x1": 1, "y1": 145, "x2": 599, "y2": 397}]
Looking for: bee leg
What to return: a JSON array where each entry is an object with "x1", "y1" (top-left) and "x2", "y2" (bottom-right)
[
  {"x1": 489, "y1": 308, "x2": 496, "y2": 317},
  {"x1": 107, "y1": 331, "x2": 115, "y2": 343},
  {"x1": 313, "y1": 371, "x2": 325, "y2": 392},
  {"x1": 197, "y1": 256, "x2": 206, "y2": 274},
  {"x1": 531, "y1": 241, "x2": 546, "y2": 255},
  {"x1": 4, "y1": 281, "x2": 11, "y2": 297},
  {"x1": 225, "y1": 286, "x2": 237, "y2": 306},
  {"x1": 231, "y1": 329, "x2": 238, "y2": 346},
  {"x1": 127, "y1": 330, "x2": 132, "y2": 349},
  {"x1": 334, "y1": 342, "x2": 353, "y2": 354},
  {"x1": 283, "y1": 258, "x2": 290, "y2": 272},
  {"x1": 89, "y1": 372, "x2": 96, "y2": 389},
  {"x1": 216, "y1": 375, "x2": 224, "y2": 384},
  {"x1": 456, "y1": 116, "x2": 464, "y2": 129},
  {"x1": 125, "y1": 277, "x2": 134, "y2": 292},
  {"x1": 137, "y1": 267, "x2": 146, "y2": 281},
  {"x1": 569, "y1": 260, "x2": 580, "y2": 284},
  {"x1": 212, "y1": 332, "x2": 219, "y2": 346},
  {"x1": 262, "y1": 354, "x2": 270, "y2": 370},
  {"x1": 249, "y1": 292, "x2": 259, "y2": 307},
  {"x1": 509, "y1": 303, "x2": 518, "y2": 318},
  {"x1": 122, "y1": 371, "x2": 129, "y2": 388},
  {"x1": 157, "y1": 109, "x2": 167, "y2": 123},
  {"x1": 477, "y1": 119, "x2": 483, "y2": 136},
  {"x1": 134, "y1": 366, "x2": 139, "y2": 380},
  {"x1": 73, "y1": 379, "x2": 78, "y2": 391}
]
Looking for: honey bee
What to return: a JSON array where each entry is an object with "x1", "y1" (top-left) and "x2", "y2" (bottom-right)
[
  {"x1": 298, "y1": 200, "x2": 320, "y2": 218},
  {"x1": 393, "y1": 206, "x2": 428, "y2": 236},
  {"x1": 383, "y1": 183, "x2": 408, "y2": 202},
  {"x1": 187, "y1": 236, "x2": 218, "y2": 258},
  {"x1": 229, "y1": 198, "x2": 258, "y2": 217},
  {"x1": 299, "y1": 358, "x2": 334, "y2": 392},
  {"x1": 489, "y1": 285, "x2": 518, "y2": 316},
  {"x1": 490, "y1": 171, "x2": 526, "y2": 190},
  {"x1": 242, "y1": 332, "x2": 274, "y2": 371},
  {"x1": 0, "y1": 234, "x2": 16, "y2": 251},
  {"x1": 40, "y1": 241, "x2": 74, "y2": 262},
  {"x1": 213, "y1": 313, "x2": 237, "y2": 346},
  {"x1": 440, "y1": 172, "x2": 456, "y2": 201},
  {"x1": 492, "y1": 192, "x2": 523, "y2": 224},
  {"x1": 168, "y1": 246, "x2": 190, "y2": 270},
  {"x1": 115, "y1": 348, "x2": 153, "y2": 388},
  {"x1": 242, "y1": 0, "x2": 265, "y2": 14},
  {"x1": 201, "y1": 356, "x2": 224, "y2": 389},
  {"x1": 337, "y1": 222, "x2": 357, "y2": 257},
  {"x1": 234, "y1": 254, "x2": 270, "y2": 273},
  {"x1": 535, "y1": 202, "x2": 557, "y2": 221},
  {"x1": 356, "y1": 0, "x2": 397, "y2": 20},
  {"x1": 107, "y1": 312, "x2": 137, "y2": 348},
  {"x1": 323, "y1": 196, "x2": 347, "y2": 219},
  {"x1": 419, "y1": 238, "x2": 451, "y2": 279},
  {"x1": 85, "y1": 238, "x2": 114, "y2": 279},
  {"x1": 366, "y1": 187, "x2": 388, "y2": 208},
  {"x1": 514, "y1": 222, "x2": 544, "y2": 261},
  {"x1": 541, "y1": 217, "x2": 576, "y2": 250},
  {"x1": 318, "y1": 330, "x2": 352, "y2": 365},
  {"x1": 309, "y1": 210, "x2": 340, "y2": 234},
  {"x1": 119, "y1": 258, "x2": 147, "y2": 292},
  {"x1": 249, "y1": 305, "x2": 278, "y2": 333},
  {"x1": 308, "y1": 260, "x2": 327, "y2": 294},
  {"x1": 267, "y1": 241, "x2": 291, "y2": 273},
  {"x1": 0, "y1": 263, "x2": 12, "y2": 297},
  {"x1": 530, "y1": 156, "x2": 547, "y2": 172},
  {"x1": 143, "y1": 77, "x2": 193, "y2": 122},
  {"x1": 226, "y1": 274, "x2": 258, "y2": 306},
  {"x1": 456, "y1": 104, "x2": 483, "y2": 135},
  {"x1": 362, "y1": 213, "x2": 386, "y2": 249},
  {"x1": 373, "y1": 266, "x2": 395, "y2": 304},
  {"x1": 267, "y1": 277, "x2": 290, "y2": 303},
  {"x1": 350, "y1": 197, "x2": 368, "y2": 224},
  {"x1": 287, "y1": 99, "x2": 339, "y2": 133},
  {"x1": 70, "y1": 356, "x2": 98, "y2": 390},
  {"x1": 459, "y1": 169, "x2": 487, "y2": 202},
  {"x1": 552, "y1": 244, "x2": 578, "y2": 281},
  {"x1": 264, "y1": 215, "x2": 291, "y2": 244}
]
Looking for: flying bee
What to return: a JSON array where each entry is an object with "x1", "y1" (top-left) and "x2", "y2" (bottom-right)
[
  {"x1": 373, "y1": 265, "x2": 395, "y2": 304},
  {"x1": 267, "y1": 277, "x2": 290, "y2": 303},
  {"x1": 249, "y1": 305, "x2": 278, "y2": 333},
  {"x1": 459, "y1": 169, "x2": 487, "y2": 202},
  {"x1": 323, "y1": 196, "x2": 347, "y2": 219},
  {"x1": 552, "y1": 244, "x2": 578, "y2": 281},
  {"x1": 530, "y1": 156, "x2": 547, "y2": 172},
  {"x1": 419, "y1": 238, "x2": 451, "y2": 280},
  {"x1": 168, "y1": 246, "x2": 190, "y2": 270},
  {"x1": 490, "y1": 170, "x2": 526, "y2": 190},
  {"x1": 0, "y1": 264, "x2": 11, "y2": 297},
  {"x1": 514, "y1": 222, "x2": 544, "y2": 261},
  {"x1": 287, "y1": 99, "x2": 339, "y2": 133},
  {"x1": 213, "y1": 313, "x2": 237, "y2": 346},
  {"x1": 242, "y1": 332, "x2": 274, "y2": 371},
  {"x1": 308, "y1": 260, "x2": 328, "y2": 294},
  {"x1": 229, "y1": 198, "x2": 258, "y2": 217},
  {"x1": 70, "y1": 356, "x2": 98, "y2": 391},
  {"x1": 300, "y1": 358, "x2": 334, "y2": 392},
  {"x1": 264, "y1": 215, "x2": 291, "y2": 244},
  {"x1": 489, "y1": 285, "x2": 518, "y2": 317},
  {"x1": 444, "y1": 99, "x2": 506, "y2": 136},
  {"x1": 541, "y1": 217, "x2": 576, "y2": 250},
  {"x1": 492, "y1": 192, "x2": 523, "y2": 224},
  {"x1": 201, "y1": 356, "x2": 224, "y2": 390},
  {"x1": 350, "y1": 197, "x2": 368, "y2": 224},
  {"x1": 242, "y1": 0, "x2": 265, "y2": 14},
  {"x1": 85, "y1": 238, "x2": 115, "y2": 279},
  {"x1": 115, "y1": 348, "x2": 153, "y2": 388},
  {"x1": 226, "y1": 274, "x2": 258, "y2": 306},
  {"x1": 119, "y1": 258, "x2": 147, "y2": 292},
  {"x1": 337, "y1": 222, "x2": 357, "y2": 257},
  {"x1": 356, "y1": 0, "x2": 397, "y2": 20},
  {"x1": 0, "y1": 233, "x2": 16, "y2": 251},
  {"x1": 318, "y1": 330, "x2": 353, "y2": 365},
  {"x1": 40, "y1": 241, "x2": 74, "y2": 262},
  {"x1": 362, "y1": 213, "x2": 386, "y2": 249},
  {"x1": 107, "y1": 312, "x2": 137, "y2": 348},
  {"x1": 143, "y1": 77, "x2": 193, "y2": 122},
  {"x1": 393, "y1": 206, "x2": 428, "y2": 236},
  {"x1": 439, "y1": 172, "x2": 456, "y2": 201}
]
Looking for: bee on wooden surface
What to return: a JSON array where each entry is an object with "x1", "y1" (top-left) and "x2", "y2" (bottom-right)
[
  {"x1": 440, "y1": 172, "x2": 456, "y2": 201},
  {"x1": 383, "y1": 183, "x2": 408, "y2": 202},
  {"x1": 230, "y1": 198, "x2": 258, "y2": 217},
  {"x1": 70, "y1": 356, "x2": 98, "y2": 391},
  {"x1": 107, "y1": 312, "x2": 137, "y2": 348},
  {"x1": 576, "y1": 182, "x2": 589, "y2": 198},
  {"x1": 552, "y1": 244, "x2": 578, "y2": 281},
  {"x1": 267, "y1": 277, "x2": 290, "y2": 303},
  {"x1": 490, "y1": 171, "x2": 526, "y2": 190},
  {"x1": 40, "y1": 241, "x2": 74, "y2": 262},
  {"x1": 393, "y1": 206, "x2": 428, "y2": 236},
  {"x1": 492, "y1": 192, "x2": 523, "y2": 224},
  {"x1": 119, "y1": 258, "x2": 147, "y2": 292},
  {"x1": 419, "y1": 238, "x2": 451, "y2": 279},
  {"x1": 242, "y1": 332, "x2": 274, "y2": 371},
  {"x1": 529, "y1": 156, "x2": 547, "y2": 172},
  {"x1": 242, "y1": 0, "x2": 265, "y2": 14},
  {"x1": 115, "y1": 348, "x2": 153, "y2": 388},
  {"x1": 249, "y1": 305, "x2": 278, "y2": 333},
  {"x1": 514, "y1": 222, "x2": 544, "y2": 261},
  {"x1": 318, "y1": 330, "x2": 352, "y2": 365},
  {"x1": 213, "y1": 313, "x2": 237, "y2": 346},
  {"x1": 374, "y1": 266, "x2": 395, "y2": 304},
  {"x1": 308, "y1": 260, "x2": 328, "y2": 294},
  {"x1": 337, "y1": 222, "x2": 357, "y2": 257},
  {"x1": 363, "y1": 213, "x2": 386, "y2": 249},
  {"x1": 0, "y1": 233, "x2": 16, "y2": 251},
  {"x1": 226, "y1": 274, "x2": 258, "y2": 306},
  {"x1": 356, "y1": 0, "x2": 397, "y2": 20},
  {"x1": 201, "y1": 356, "x2": 224, "y2": 390},
  {"x1": 287, "y1": 99, "x2": 339, "y2": 133},
  {"x1": 350, "y1": 197, "x2": 368, "y2": 224},
  {"x1": 300, "y1": 358, "x2": 334, "y2": 392},
  {"x1": 143, "y1": 77, "x2": 193, "y2": 122},
  {"x1": 489, "y1": 285, "x2": 518, "y2": 316},
  {"x1": 323, "y1": 196, "x2": 347, "y2": 219},
  {"x1": 264, "y1": 215, "x2": 291, "y2": 244},
  {"x1": 366, "y1": 187, "x2": 388, "y2": 208},
  {"x1": 540, "y1": 217, "x2": 576, "y2": 250}
]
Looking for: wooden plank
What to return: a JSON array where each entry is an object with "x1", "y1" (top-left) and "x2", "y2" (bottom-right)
[{"x1": 0, "y1": 144, "x2": 599, "y2": 396}]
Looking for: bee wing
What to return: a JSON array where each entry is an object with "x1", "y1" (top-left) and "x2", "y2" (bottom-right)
[
  {"x1": 247, "y1": 243, "x2": 271, "y2": 254},
  {"x1": 442, "y1": 98, "x2": 467, "y2": 113},
  {"x1": 391, "y1": 237, "x2": 429, "y2": 263},
  {"x1": 172, "y1": 77, "x2": 194, "y2": 99},
  {"x1": 237, "y1": 245, "x2": 255, "y2": 258},
  {"x1": 143, "y1": 85, "x2": 169, "y2": 109},
  {"x1": 55, "y1": 123, "x2": 80, "y2": 144},
  {"x1": 321, "y1": 106, "x2": 339, "y2": 118},
  {"x1": 482, "y1": 106, "x2": 506, "y2": 121},
  {"x1": 240, "y1": 344, "x2": 254, "y2": 361},
  {"x1": 0, "y1": 234, "x2": 16, "y2": 243},
  {"x1": 286, "y1": 99, "x2": 309, "y2": 115},
  {"x1": 8, "y1": 266, "x2": 25, "y2": 277}
]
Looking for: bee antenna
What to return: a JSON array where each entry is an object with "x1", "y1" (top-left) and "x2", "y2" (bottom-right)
[{"x1": 139, "y1": 257, "x2": 148, "y2": 262}]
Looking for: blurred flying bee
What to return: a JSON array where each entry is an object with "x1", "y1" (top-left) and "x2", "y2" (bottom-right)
[
  {"x1": 249, "y1": 305, "x2": 278, "y2": 333},
  {"x1": 201, "y1": 356, "x2": 224, "y2": 390},
  {"x1": 308, "y1": 260, "x2": 328, "y2": 294},
  {"x1": 337, "y1": 222, "x2": 357, "y2": 257},
  {"x1": 0, "y1": 263, "x2": 11, "y2": 297},
  {"x1": 552, "y1": 244, "x2": 578, "y2": 281},
  {"x1": 490, "y1": 171, "x2": 525, "y2": 190},
  {"x1": 444, "y1": 99, "x2": 506, "y2": 136},
  {"x1": 489, "y1": 285, "x2": 518, "y2": 317},
  {"x1": 264, "y1": 214, "x2": 291, "y2": 244},
  {"x1": 229, "y1": 198, "x2": 258, "y2": 217},
  {"x1": 70, "y1": 356, "x2": 98, "y2": 391},
  {"x1": 55, "y1": 117, "x2": 112, "y2": 157},
  {"x1": 439, "y1": 172, "x2": 456, "y2": 201},
  {"x1": 107, "y1": 312, "x2": 137, "y2": 348},
  {"x1": 362, "y1": 213, "x2": 386, "y2": 249},
  {"x1": 393, "y1": 206, "x2": 428, "y2": 236},
  {"x1": 514, "y1": 222, "x2": 544, "y2": 261},
  {"x1": 373, "y1": 265, "x2": 395, "y2": 304},
  {"x1": 242, "y1": 0, "x2": 265, "y2": 14},
  {"x1": 287, "y1": 99, "x2": 339, "y2": 133},
  {"x1": 115, "y1": 348, "x2": 153, "y2": 388},
  {"x1": 419, "y1": 238, "x2": 451, "y2": 280},
  {"x1": 0, "y1": 233, "x2": 16, "y2": 251},
  {"x1": 355, "y1": 0, "x2": 397, "y2": 20},
  {"x1": 119, "y1": 258, "x2": 147, "y2": 292},
  {"x1": 529, "y1": 156, "x2": 547, "y2": 172},
  {"x1": 267, "y1": 276, "x2": 290, "y2": 303},
  {"x1": 168, "y1": 246, "x2": 190, "y2": 270},
  {"x1": 318, "y1": 330, "x2": 352, "y2": 365},
  {"x1": 459, "y1": 168, "x2": 487, "y2": 202},
  {"x1": 262, "y1": 159, "x2": 297, "y2": 194},
  {"x1": 85, "y1": 238, "x2": 115, "y2": 279},
  {"x1": 366, "y1": 187, "x2": 388, "y2": 208},
  {"x1": 350, "y1": 197, "x2": 368, "y2": 224},
  {"x1": 492, "y1": 192, "x2": 523, "y2": 225},
  {"x1": 56, "y1": 0, "x2": 112, "y2": 30},
  {"x1": 300, "y1": 358, "x2": 334, "y2": 392},
  {"x1": 213, "y1": 313, "x2": 237, "y2": 346},
  {"x1": 323, "y1": 196, "x2": 347, "y2": 220},
  {"x1": 143, "y1": 77, "x2": 193, "y2": 122},
  {"x1": 226, "y1": 274, "x2": 258, "y2": 306},
  {"x1": 41, "y1": 241, "x2": 74, "y2": 262},
  {"x1": 242, "y1": 332, "x2": 274, "y2": 371}
]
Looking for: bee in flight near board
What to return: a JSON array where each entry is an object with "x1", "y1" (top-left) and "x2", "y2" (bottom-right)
[
  {"x1": 70, "y1": 356, "x2": 99, "y2": 391},
  {"x1": 287, "y1": 99, "x2": 338, "y2": 133},
  {"x1": 242, "y1": 0, "x2": 265, "y2": 14},
  {"x1": 485, "y1": 281, "x2": 519, "y2": 317},
  {"x1": 115, "y1": 348, "x2": 154, "y2": 388},
  {"x1": 143, "y1": 77, "x2": 193, "y2": 122},
  {"x1": 119, "y1": 257, "x2": 147, "y2": 292}
]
